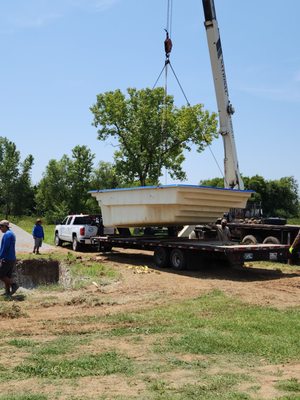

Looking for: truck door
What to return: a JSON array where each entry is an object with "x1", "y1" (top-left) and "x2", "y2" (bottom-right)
[
  {"x1": 58, "y1": 217, "x2": 68, "y2": 240},
  {"x1": 65, "y1": 216, "x2": 74, "y2": 240},
  {"x1": 60, "y1": 216, "x2": 72, "y2": 240}
]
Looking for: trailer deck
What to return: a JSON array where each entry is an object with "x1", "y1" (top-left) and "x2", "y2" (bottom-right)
[{"x1": 91, "y1": 235, "x2": 289, "y2": 270}]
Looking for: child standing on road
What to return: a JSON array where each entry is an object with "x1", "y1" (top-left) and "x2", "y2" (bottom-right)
[{"x1": 32, "y1": 219, "x2": 44, "y2": 255}]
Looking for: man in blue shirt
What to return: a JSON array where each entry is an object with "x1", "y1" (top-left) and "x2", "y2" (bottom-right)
[
  {"x1": 0, "y1": 220, "x2": 18, "y2": 296},
  {"x1": 32, "y1": 218, "x2": 44, "y2": 255}
]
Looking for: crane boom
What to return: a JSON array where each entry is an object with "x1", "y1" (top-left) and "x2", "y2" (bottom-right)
[{"x1": 202, "y1": 0, "x2": 244, "y2": 190}]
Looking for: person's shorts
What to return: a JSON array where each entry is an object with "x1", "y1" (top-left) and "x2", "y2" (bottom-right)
[
  {"x1": 0, "y1": 260, "x2": 16, "y2": 279},
  {"x1": 34, "y1": 237, "x2": 43, "y2": 248}
]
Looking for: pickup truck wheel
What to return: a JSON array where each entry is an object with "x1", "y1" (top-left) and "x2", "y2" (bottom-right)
[
  {"x1": 72, "y1": 236, "x2": 81, "y2": 251},
  {"x1": 170, "y1": 248, "x2": 186, "y2": 270},
  {"x1": 263, "y1": 236, "x2": 280, "y2": 244},
  {"x1": 241, "y1": 235, "x2": 258, "y2": 245},
  {"x1": 55, "y1": 233, "x2": 62, "y2": 246},
  {"x1": 154, "y1": 247, "x2": 170, "y2": 268}
]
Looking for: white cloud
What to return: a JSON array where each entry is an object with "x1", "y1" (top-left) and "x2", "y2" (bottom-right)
[{"x1": 0, "y1": 0, "x2": 119, "y2": 33}]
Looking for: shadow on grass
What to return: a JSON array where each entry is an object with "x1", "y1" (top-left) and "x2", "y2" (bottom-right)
[{"x1": 98, "y1": 249, "x2": 299, "y2": 283}]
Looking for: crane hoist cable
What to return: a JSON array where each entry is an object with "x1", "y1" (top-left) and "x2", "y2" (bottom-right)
[{"x1": 152, "y1": 29, "x2": 190, "y2": 106}]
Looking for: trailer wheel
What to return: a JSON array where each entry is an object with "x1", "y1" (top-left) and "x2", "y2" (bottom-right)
[
  {"x1": 96, "y1": 242, "x2": 112, "y2": 252},
  {"x1": 103, "y1": 244, "x2": 113, "y2": 252},
  {"x1": 154, "y1": 247, "x2": 170, "y2": 268},
  {"x1": 263, "y1": 236, "x2": 280, "y2": 244},
  {"x1": 241, "y1": 235, "x2": 258, "y2": 245},
  {"x1": 170, "y1": 249, "x2": 186, "y2": 270}
]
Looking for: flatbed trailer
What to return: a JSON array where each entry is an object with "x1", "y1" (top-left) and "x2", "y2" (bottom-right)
[
  {"x1": 91, "y1": 235, "x2": 289, "y2": 270},
  {"x1": 228, "y1": 222, "x2": 300, "y2": 245}
]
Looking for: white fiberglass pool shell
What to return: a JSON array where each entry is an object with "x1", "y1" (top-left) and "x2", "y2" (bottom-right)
[{"x1": 89, "y1": 185, "x2": 252, "y2": 227}]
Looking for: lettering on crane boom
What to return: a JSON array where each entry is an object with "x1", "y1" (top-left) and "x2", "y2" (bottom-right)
[
  {"x1": 216, "y1": 38, "x2": 222, "y2": 58},
  {"x1": 216, "y1": 38, "x2": 229, "y2": 97}
]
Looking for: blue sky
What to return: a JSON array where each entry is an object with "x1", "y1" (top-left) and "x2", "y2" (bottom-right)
[{"x1": 0, "y1": 0, "x2": 300, "y2": 189}]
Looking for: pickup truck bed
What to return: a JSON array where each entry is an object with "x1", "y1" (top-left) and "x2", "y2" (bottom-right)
[{"x1": 55, "y1": 214, "x2": 114, "y2": 251}]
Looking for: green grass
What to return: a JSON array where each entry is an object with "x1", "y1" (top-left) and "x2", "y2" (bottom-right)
[
  {"x1": 104, "y1": 291, "x2": 300, "y2": 363},
  {"x1": 34, "y1": 336, "x2": 86, "y2": 356},
  {"x1": 287, "y1": 218, "x2": 300, "y2": 225},
  {"x1": 7, "y1": 339, "x2": 36, "y2": 348},
  {"x1": 68, "y1": 258, "x2": 119, "y2": 288},
  {"x1": 276, "y1": 378, "x2": 300, "y2": 393},
  {"x1": 16, "y1": 351, "x2": 133, "y2": 378},
  {"x1": 0, "y1": 276, "x2": 299, "y2": 399},
  {"x1": 146, "y1": 377, "x2": 252, "y2": 400}
]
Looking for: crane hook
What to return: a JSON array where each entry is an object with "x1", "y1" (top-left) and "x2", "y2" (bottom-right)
[{"x1": 164, "y1": 29, "x2": 173, "y2": 60}]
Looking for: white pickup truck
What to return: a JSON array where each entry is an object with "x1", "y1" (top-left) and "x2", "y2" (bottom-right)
[{"x1": 54, "y1": 214, "x2": 114, "y2": 251}]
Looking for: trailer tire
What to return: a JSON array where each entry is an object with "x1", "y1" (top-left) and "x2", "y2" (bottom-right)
[
  {"x1": 103, "y1": 244, "x2": 113, "y2": 252},
  {"x1": 241, "y1": 235, "x2": 258, "y2": 245},
  {"x1": 170, "y1": 249, "x2": 186, "y2": 270},
  {"x1": 96, "y1": 242, "x2": 112, "y2": 252},
  {"x1": 263, "y1": 236, "x2": 280, "y2": 244},
  {"x1": 154, "y1": 247, "x2": 170, "y2": 268}
]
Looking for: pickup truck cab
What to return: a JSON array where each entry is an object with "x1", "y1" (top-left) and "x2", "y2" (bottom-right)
[{"x1": 54, "y1": 214, "x2": 114, "y2": 251}]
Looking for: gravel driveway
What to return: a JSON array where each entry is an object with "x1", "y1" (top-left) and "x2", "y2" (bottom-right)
[{"x1": 0, "y1": 223, "x2": 55, "y2": 254}]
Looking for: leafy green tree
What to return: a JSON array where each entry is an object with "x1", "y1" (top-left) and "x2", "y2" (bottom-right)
[
  {"x1": 265, "y1": 177, "x2": 299, "y2": 218},
  {"x1": 200, "y1": 177, "x2": 224, "y2": 188},
  {"x1": 0, "y1": 137, "x2": 20, "y2": 216},
  {"x1": 243, "y1": 175, "x2": 267, "y2": 206},
  {"x1": 89, "y1": 161, "x2": 121, "y2": 190},
  {"x1": 35, "y1": 157, "x2": 70, "y2": 222},
  {"x1": 90, "y1": 87, "x2": 218, "y2": 186},
  {"x1": 13, "y1": 155, "x2": 35, "y2": 216},
  {"x1": 200, "y1": 175, "x2": 299, "y2": 218},
  {"x1": 86, "y1": 161, "x2": 125, "y2": 214},
  {"x1": 68, "y1": 145, "x2": 95, "y2": 213},
  {"x1": 0, "y1": 137, "x2": 34, "y2": 217},
  {"x1": 36, "y1": 146, "x2": 96, "y2": 222}
]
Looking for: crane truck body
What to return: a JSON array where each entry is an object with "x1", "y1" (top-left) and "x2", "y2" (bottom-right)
[{"x1": 202, "y1": 0, "x2": 300, "y2": 247}]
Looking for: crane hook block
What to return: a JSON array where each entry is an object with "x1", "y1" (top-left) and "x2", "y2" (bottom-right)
[
  {"x1": 164, "y1": 30, "x2": 173, "y2": 58},
  {"x1": 227, "y1": 102, "x2": 235, "y2": 115}
]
